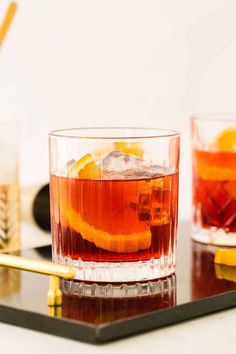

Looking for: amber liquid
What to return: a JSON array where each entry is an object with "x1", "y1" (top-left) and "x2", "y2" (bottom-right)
[
  {"x1": 193, "y1": 150, "x2": 236, "y2": 232},
  {"x1": 50, "y1": 173, "x2": 178, "y2": 262}
]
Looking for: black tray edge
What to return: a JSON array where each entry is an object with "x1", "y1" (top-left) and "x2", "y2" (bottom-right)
[
  {"x1": 0, "y1": 305, "x2": 98, "y2": 343},
  {"x1": 97, "y1": 290, "x2": 236, "y2": 343},
  {"x1": 0, "y1": 290, "x2": 236, "y2": 344}
]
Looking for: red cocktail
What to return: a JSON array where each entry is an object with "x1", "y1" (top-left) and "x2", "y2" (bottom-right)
[
  {"x1": 49, "y1": 128, "x2": 180, "y2": 282},
  {"x1": 50, "y1": 173, "x2": 178, "y2": 262},
  {"x1": 192, "y1": 116, "x2": 236, "y2": 245}
]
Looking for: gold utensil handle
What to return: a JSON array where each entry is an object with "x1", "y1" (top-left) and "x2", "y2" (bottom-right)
[
  {"x1": 0, "y1": 253, "x2": 76, "y2": 279},
  {"x1": 0, "y1": 254, "x2": 77, "y2": 307}
]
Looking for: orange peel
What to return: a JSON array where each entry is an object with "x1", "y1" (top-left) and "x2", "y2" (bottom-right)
[
  {"x1": 194, "y1": 149, "x2": 236, "y2": 181},
  {"x1": 195, "y1": 162, "x2": 236, "y2": 181},
  {"x1": 68, "y1": 153, "x2": 102, "y2": 179},
  {"x1": 214, "y1": 127, "x2": 236, "y2": 152},
  {"x1": 215, "y1": 249, "x2": 236, "y2": 267},
  {"x1": 196, "y1": 127, "x2": 236, "y2": 180},
  {"x1": 64, "y1": 152, "x2": 151, "y2": 253},
  {"x1": 215, "y1": 264, "x2": 236, "y2": 283},
  {"x1": 114, "y1": 141, "x2": 144, "y2": 158},
  {"x1": 65, "y1": 207, "x2": 151, "y2": 253}
]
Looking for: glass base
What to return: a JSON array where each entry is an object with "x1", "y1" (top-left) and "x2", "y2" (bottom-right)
[
  {"x1": 61, "y1": 274, "x2": 176, "y2": 298},
  {"x1": 54, "y1": 253, "x2": 175, "y2": 283},
  {"x1": 191, "y1": 225, "x2": 236, "y2": 246}
]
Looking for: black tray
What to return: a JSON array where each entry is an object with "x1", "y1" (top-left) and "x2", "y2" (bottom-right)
[{"x1": 0, "y1": 222, "x2": 236, "y2": 343}]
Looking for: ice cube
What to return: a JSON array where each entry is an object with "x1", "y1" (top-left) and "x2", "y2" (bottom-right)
[
  {"x1": 101, "y1": 151, "x2": 149, "y2": 171},
  {"x1": 101, "y1": 150, "x2": 158, "y2": 179},
  {"x1": 138, "y1": 192, "x2": 151, "y2": 221},
  {"x1": 150, "y1": 181, "x2": 171, "y2": 226}
]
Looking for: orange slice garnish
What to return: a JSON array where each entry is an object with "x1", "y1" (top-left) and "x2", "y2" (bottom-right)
[
  {"x1": 68, "y1": 153, "x2": 102, "y2": 179},
  {"x1": 214, "y1": 127, "x2": 236, "y2": 152},
  {"x1": 195, "y1": 163, "x2": 236, "y2": 181},
  {"x1": 64, "y1": 153, "x2": 151, "y2": 252},
  {"x1": 195, "y1": 128, "x2": 236, "y2": 180},
  {"x1": 65, "y1": 207, "x2": 151, "y2": 253},
  {"x1": 114, "y1": 142, "x2": 144, "y2": 158}
]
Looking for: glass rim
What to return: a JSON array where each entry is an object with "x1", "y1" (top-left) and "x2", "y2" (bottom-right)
[
  {"x1": 191, "y1": 113, "x2": 236, "y2": 123},
  {"x1": 49, "y1": 127, "x2": 180, "y2": 140}
]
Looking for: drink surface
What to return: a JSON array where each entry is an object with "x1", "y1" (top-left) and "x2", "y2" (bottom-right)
[
  {"x1": 50, "y1": 172, "x2": 178, "y2": 262},
  {"x1": 193, "y1": 150, "x2": 236, "y2": 232}
]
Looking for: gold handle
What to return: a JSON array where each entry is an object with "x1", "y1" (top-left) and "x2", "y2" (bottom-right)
[
  {"x1": 0, "y1": 254, "x2": 76, "y2": 279},
  {"x1": 47, "y1": 275, "x2": 64, "y2": 307},
  {"x1": 0, "y1": 254, "x2": 76, "y2": 307}
]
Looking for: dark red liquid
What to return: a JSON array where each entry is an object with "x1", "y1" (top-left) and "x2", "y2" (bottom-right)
[
  {"x1": 193, "y1": 150, "x2": 236, "y2": 232},
  {"x1": 50, "y1": 174, "x2": 178, "y2": 262}
]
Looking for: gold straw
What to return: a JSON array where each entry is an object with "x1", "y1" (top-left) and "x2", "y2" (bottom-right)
[{"x1": 0, "y1": 2, "x2": 17, "y2": 49}]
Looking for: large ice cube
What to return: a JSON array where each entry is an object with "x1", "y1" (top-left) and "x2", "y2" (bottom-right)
[
  {"x1": 150, "y1": 185, "x2": 171, "y2": 225},
  {"x1": 101, "y1": 151, "x2": 158, "y2": 179},
  {"x1": 101, "y1": 151, "x2": 149, "y2": 171}
]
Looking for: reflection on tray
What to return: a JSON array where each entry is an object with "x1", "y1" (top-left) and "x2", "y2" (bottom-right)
[
  {"x1": 0, "y1": 267, "x2": 20, "y2": 298},
  {"x1": 59, "y1": 275, "x2": 176, "y2": 324},
  {"x1": 215, "y1": 264, "x2": 236, "y2": 283},
  {"x1": 191, "y1": 242, "x2": 236, "y2": 299},
  {"x1": 1, "y1": 225, "x2": 236, "y2": 343},
  {"x1": 0, "y1": 250, "x2": 21, "y2": 298}
]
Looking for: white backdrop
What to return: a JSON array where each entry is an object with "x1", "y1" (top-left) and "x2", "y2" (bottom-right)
[{"x1": 1, "y1": 0, "x2": 236, "y2": 220}]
